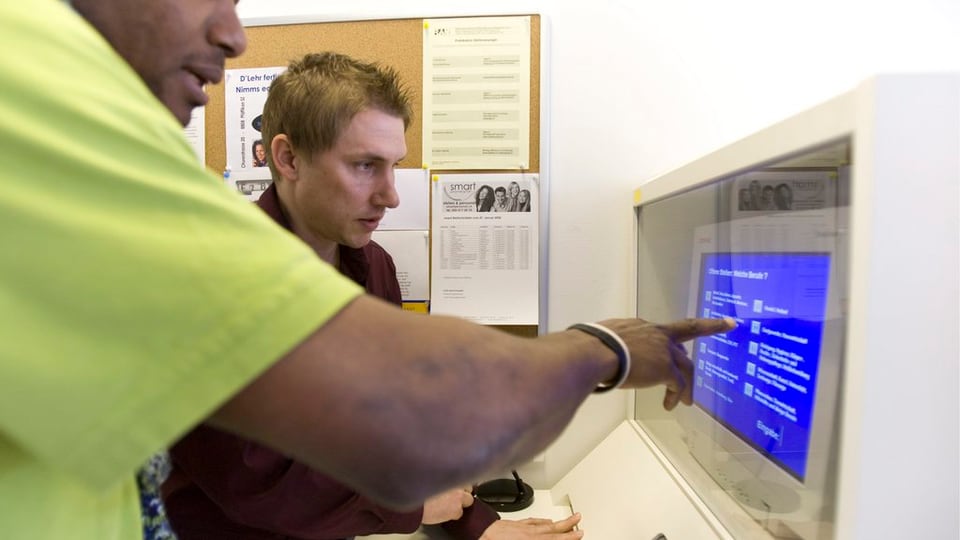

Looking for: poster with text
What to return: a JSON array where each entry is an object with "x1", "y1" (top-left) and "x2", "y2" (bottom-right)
[
  {"x1": 372, "y1": 230, "x2": 430, "y2": 303},
  {"x1": 224, "y1": 66, "x2": 285, "y2": 200},
  {"x1": 423, "y1": 16, "x2": 531, "y2": 170},
  {"x1": 430, "y1": 173, "x2": 539, "y2": 324}
]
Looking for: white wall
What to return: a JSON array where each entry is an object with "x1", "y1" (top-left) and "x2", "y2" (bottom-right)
[{"x1": 236, "y1": 0, "x2": 960, "y2": 486}]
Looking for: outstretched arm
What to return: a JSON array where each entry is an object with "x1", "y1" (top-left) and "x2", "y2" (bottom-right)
[{"x1": 210, "y1": 294, "x2": 732, "y2": 509}]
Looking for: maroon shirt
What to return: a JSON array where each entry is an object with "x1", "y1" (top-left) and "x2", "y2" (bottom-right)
[{"x1": 163, "y1": 184, "x2": 498, "y2": 540}]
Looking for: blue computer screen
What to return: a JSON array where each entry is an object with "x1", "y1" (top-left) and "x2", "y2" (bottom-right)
[{"x1": 692, "y1": 252, "x2": 831, "y2": 481}]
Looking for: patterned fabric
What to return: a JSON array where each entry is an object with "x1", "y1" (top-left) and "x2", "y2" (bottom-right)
[{"x1": 137, "y1": 452, "x2": 178, "y2": 539}]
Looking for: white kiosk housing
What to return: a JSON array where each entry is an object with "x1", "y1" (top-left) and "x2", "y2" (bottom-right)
[{"x1": 554, "y1": 72, "x2": 959, "y2": 540}]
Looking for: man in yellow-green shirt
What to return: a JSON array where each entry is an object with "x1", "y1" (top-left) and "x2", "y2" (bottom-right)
[
  {"x1": 0, "y1": 1, "x2": 733, "y2": 539},
  {"x1": 0, "y1": 1, "x2": 361, "y2": 538}
]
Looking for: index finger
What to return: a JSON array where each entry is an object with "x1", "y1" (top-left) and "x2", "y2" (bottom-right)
[{"x1": 659, "y1": 317, "x2": 735, "y2": 342}]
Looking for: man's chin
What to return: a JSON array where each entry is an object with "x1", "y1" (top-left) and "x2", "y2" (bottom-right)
[
  {"x1": 344, "y1": 235, "x2": 374, "y2": 249},
  {"x1": 160, "y1": 93, "x2": 199, "y2": 127},
  {"x1": 168, "y1": 103, "x2": 194, "y2": 127}
]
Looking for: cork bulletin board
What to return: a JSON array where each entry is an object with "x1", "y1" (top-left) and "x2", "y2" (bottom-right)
[{"x1": 203, "y1": 15, "x2": 542, "y2": 337}]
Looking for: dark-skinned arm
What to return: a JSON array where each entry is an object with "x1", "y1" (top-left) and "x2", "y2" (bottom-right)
[{"x1": 209, "y1": 294, "x2": 733, "y2": 509}]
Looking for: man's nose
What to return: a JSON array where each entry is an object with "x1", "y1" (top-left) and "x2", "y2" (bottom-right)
[{"x1": 373, "y1": 170, "x2": 400, "y2": 209}]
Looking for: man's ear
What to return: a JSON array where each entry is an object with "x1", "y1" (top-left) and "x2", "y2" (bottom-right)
[{"x1": 270, "y1": 134, "x2": 299, "y2": 182}]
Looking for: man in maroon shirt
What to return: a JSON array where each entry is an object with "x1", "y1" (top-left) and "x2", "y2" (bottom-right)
[{"x1": 164, "y1": 52, "x2": 583, "y2": 540}]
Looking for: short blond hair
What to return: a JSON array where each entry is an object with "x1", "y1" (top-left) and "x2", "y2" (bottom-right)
[{"x1": 261, "y1": 52, "x2": 412, "y2": 177}]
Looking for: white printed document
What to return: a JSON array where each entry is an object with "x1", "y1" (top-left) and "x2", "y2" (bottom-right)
[
  {"x1": 430, "y1": 173, "x2": 539, "y2": 324},
  {"x1": 423, "y1": 16, "x2": 531, "y2": 170}
]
